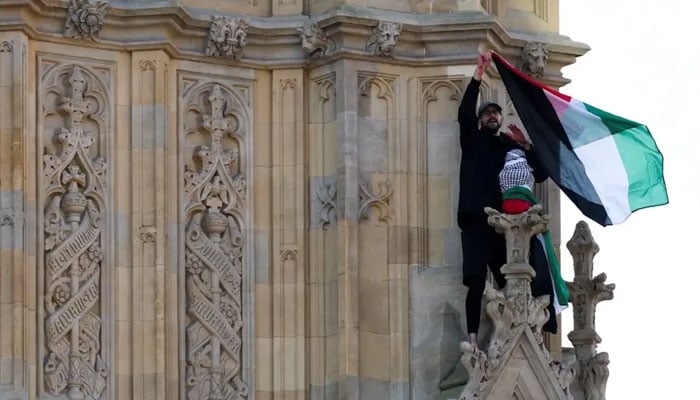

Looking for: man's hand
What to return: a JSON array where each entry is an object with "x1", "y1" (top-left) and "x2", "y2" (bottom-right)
[
  {"x1": 473, "y1": 52, "x2": 492, "y2": 81},
  {"x1": 504, "y1": 123, "x2": 532, "y2": 150}
]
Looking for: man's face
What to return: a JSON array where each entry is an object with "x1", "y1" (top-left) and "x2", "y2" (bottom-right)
[{"x1": 479, "y1": 106, "x2": 502, "y2": 132}]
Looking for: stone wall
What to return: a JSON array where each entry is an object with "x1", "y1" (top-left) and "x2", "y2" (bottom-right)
[{"x1": 0, "y1": 1, "x2": 587, "y2": 399}]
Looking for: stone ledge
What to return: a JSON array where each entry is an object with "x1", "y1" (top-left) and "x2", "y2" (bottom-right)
[{"x1": 0, "y1": 0, "x2": 589, "y2": 84}]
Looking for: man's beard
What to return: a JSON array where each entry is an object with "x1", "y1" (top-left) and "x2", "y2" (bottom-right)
[{"x1": 482, "y1": 122, "x2": 501, "y2": 134}]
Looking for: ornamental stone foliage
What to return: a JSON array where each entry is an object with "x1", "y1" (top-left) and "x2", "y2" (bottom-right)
[
  {"x1": 297, "y1": 22, "x2": 335, "y2": 59},
  {"x1": 183, "y1": 84, "x2": 249, "y2": 399},
  {"x1": 206, "y1": 16, "x2": 250, "y2": 59},
  {"x1": 366, "y1": 21, "x2": 401, "y2": 57},
  {"x1": 42, "y1": 66, "x2": 108, "y2": 400},
  {"x1": 64, "y1": 0, "x2": 108, "y2": 41}
]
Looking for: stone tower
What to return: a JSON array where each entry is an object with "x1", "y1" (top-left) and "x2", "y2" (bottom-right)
[{"x1": 0, "y1": 0, "x2": 590, "y2": 399}]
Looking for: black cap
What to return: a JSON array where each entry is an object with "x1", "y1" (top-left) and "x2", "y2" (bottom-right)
[{"x1": 477, "y1": 101, "x2": 502, "y2": 117}]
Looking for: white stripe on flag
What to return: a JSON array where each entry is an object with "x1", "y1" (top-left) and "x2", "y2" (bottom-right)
[{"x1": 574, "y1": 135, "x2": 631, "y2": 224}]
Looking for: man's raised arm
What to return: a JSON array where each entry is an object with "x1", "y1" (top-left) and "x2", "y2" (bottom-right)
[{"x1": 458, "y1": 52, "x2": 492, "y2": 131}]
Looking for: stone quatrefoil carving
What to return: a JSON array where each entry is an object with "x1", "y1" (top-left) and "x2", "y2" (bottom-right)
[
  {"x1": 206, "y1": 16, "x2": 250, "y2": 59},
  {"x1": 183, "y1": 84, "x2": 249, "y2": 399},
  {"x1": 42, "y1": 66, "x2": 108, "y2": 399},
  {"x1": 366, "y1": 21, "x2": 402, "y2": 57},
  {"x1": 298, "y1": 22, "x2": 335, "y2": 59},
  {"x1": 64, "y1": 0, "x2": 109, "y2": 41}
]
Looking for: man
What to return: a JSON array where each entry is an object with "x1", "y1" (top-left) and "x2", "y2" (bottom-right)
[{"x1": 457, "y1": 52, "x2": 547, "y2": 349}]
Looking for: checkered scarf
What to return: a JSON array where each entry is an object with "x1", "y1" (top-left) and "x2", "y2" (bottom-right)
[{"x1": 499, "y1": 148, "x2": 534, "y2": 193}]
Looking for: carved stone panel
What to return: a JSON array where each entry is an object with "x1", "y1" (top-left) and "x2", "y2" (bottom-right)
[
  {"x1": 39, "y1": 60, "x2": 112, "y2": 399},
  {"x1": 180, "y1": 78, "x2": 251, "y2": 399}
]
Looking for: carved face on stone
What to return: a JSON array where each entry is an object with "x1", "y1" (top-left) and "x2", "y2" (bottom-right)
[
  {"x1": 367, "y1": 21, "x2": 402, "y2": 57},
  {"x1": 519, "y1": 42, "x2": 550, "y2": 78}
]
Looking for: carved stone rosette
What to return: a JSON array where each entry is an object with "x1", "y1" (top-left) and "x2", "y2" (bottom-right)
[
  {"x1": 64, "y1": 0, "x2": 109, "y2": 41},
  {"x1": 42, "y1": 66, "x2": 108, "y2": 399},
  {"x1": 206, "y1": 16, "x2": 250, "y2": 59},
  {"x1": 297, "y1": 22, "x2": 335, "y2": 59},
  {"x1": 183, "y1": 84, "x2": 249, "y2": 399},
  {"x1": 366, "y1": 21, "x2": 401, "y2": 57}
]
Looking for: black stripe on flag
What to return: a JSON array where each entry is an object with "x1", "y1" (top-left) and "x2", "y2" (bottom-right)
[{"x1": 492, "y1": 54, "x2": 611, "y2": 226}]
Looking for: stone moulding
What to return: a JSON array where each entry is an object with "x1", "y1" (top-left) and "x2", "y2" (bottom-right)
[{"x1": 0, "y1": 0, "x2": 589, "y2": 80}]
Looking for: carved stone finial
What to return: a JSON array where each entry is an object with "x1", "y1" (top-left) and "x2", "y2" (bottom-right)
[
  {"x1": 517, "y1": 42, "x2": 550, "y2": 78},
  {"x1": 206, "y1": 16, "x2": 250, "y2": 59},
  {"x1": 485, "y1": 205, "x2": 547, "y2": 265},
  {"x1": 64, "y1": 0, "x2": 108, "y2": 41},
  {"x1": 579, "y1": 352, "x2": 609, "y2": 400},
  {"x1": 297, "y1": 22, "x2": 335, "y2": 59},
  {"x1": 566, "y1": 221, "x2": 614, "y2": 400},
  {"x1": 366, "y1": 21, "x2": 401, "y2": 57}
]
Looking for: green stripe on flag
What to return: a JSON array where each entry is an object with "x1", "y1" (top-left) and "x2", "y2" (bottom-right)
[{"x1": 584, "y1": 103, "x2": 669, "y2": 211}]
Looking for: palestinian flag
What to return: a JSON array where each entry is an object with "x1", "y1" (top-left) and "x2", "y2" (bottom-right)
[{"x1": 491, "y1": 51, "x2": 668, "y2": 226}]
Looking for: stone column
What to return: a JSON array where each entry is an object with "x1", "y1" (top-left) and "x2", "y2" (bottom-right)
[
  {"x1": 566, "y1": 221, "x2": 615, "y2": 400},
  {"x1": 129, "y1": 50, "x2": 170, "y2": 400},
  {"x1": 270, "y1": 69, "x2": 307, "y2": 399},
  {"x1": 308, "y1": 66, "x2": 339, "y2": 399},
  {"x1": 0, "y1": 30, "x2": 30, "y2": 399}
]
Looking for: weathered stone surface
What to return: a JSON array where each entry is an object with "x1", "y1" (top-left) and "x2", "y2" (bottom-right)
[{"x1": 0, "y1": 1, "x2": 590, "y2": 399}]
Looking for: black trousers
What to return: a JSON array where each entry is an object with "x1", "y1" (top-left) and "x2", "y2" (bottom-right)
[{"x1": 459, "y1": 213, "x2": 557, "y2": 335}]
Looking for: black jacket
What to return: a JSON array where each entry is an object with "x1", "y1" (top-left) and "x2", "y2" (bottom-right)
[{"x1": 457, "y1": 78, "x2": 547, "y2": 217}]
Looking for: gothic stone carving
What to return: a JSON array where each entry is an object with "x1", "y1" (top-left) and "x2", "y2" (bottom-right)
[
  {"x1": 184, "y1": 84, "x2": 249, "y2": 399},
  {"x1": 517, "y1": 42, "x2": 550, "y2": 78},
  {"x1": 64, "y1": 0, "x2": 108, "y2": 41},
  {"x1": 0, "y1": 209, "x2": 14, "y2": 225},
  {"x1": 42, "y1": 66, "x2": 108, "y2": 399},
  {"x1": 366, "y1": 21, "x2": 401, "y2": 57},
  {"x1": 359, "y1": 178, "x2": 394, "y2": 223},
  {"x1": 206, "y1": 16, "x2": 250, "y2": 59},
  {"x1": 315, "y1": 180, "x2": 337, "y2": 229},
  {"x1": 458, "y1": 207, "x2": 574, "y2": 400},
  {"x1": 297, "y1": 22, "x2": 335, "y2": 59},
  {"x1": 566, "y1": 221, "x2": 615, "y2": 400}
]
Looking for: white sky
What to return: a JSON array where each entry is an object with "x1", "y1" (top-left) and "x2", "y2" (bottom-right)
[{"x1": 558, "y1": 1, "x2": 700, "y2": 398}]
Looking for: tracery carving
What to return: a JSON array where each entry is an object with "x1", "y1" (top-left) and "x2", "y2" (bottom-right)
[
  {"x1": 0, "y1": 209, "x2": 13, "y2": 225},
  {"x1": 64, "y1": 0, "x2": 108, "y2": 41},
  {"x1": 366, "y1": 21, "x2": 401, "y2": 57},
  {"x1": 297, "y1": 22, "x2": 334, "y2": 59},
  {"x1": 183, "y1": 84, "x2": 249, "y2": 399},
  {"x1": 315, "y1": 180, "x2": 336, "y2": 230},
  {"x1": 0, "y1": 41, "x2": 13, "y2": 52},
  {"x1": 206, "y1": 16, "x2": 250, "y2": 59},
  {"x1": 517, "y1": 42, "x2": 550, "y2": 78},
  {"x1": 359, "y1": 178, "x2": 394, "y2": 223},
  {"x1": 41, "y1": 66, "x2": 108, "y2": 399}
]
